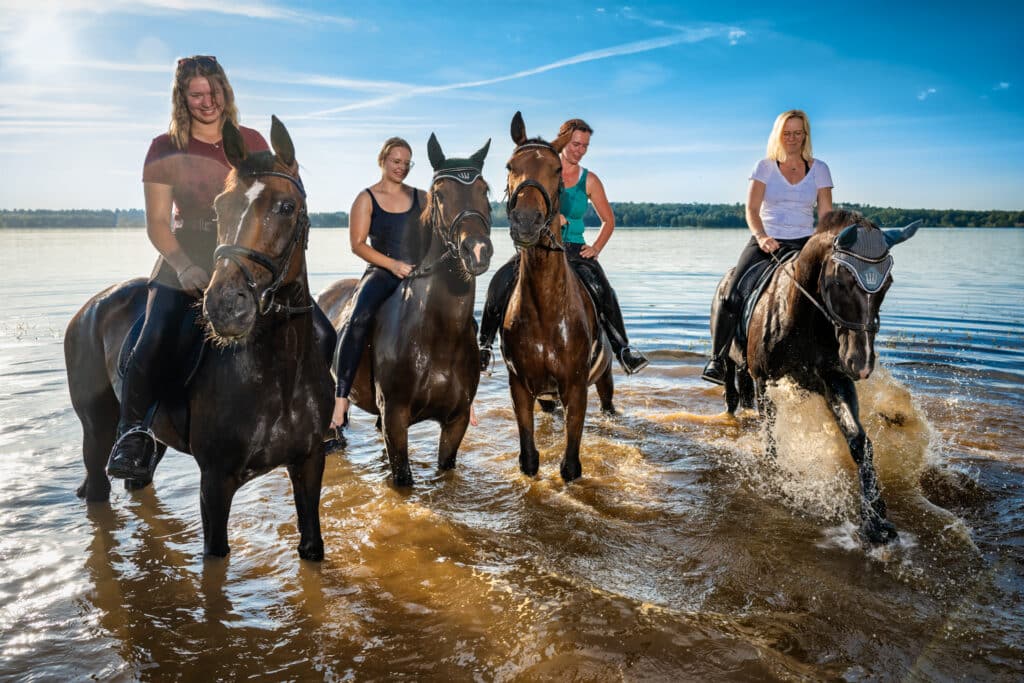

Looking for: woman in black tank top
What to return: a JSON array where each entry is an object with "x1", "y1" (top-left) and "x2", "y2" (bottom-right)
[{"x1": 331, "y1": 137, "x2": 425, "y2": 430}]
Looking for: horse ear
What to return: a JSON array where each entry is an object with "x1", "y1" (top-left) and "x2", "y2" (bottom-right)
[
  {"x1": 222, "y1": 119, "x2": 246, "y2": 169},
  {"x1": 883, "y1": 219, "x2": 922, "y2": 247},
  {"x1": 551, "y1": 130, "x2": 571, "y2": 154},
  {"x1": 427, "y1": 132, "x2": 445, "y2": 171},
  {"x1": 270, "y1": 115, "x2": 295, "y2": 167},
  {"x1": 469, "y1": 138, "x2": 490, "y2": 167},
  {"x1": 511, "y1": 111, "x2": 527, "y2": 145},
  {"x1": 836, "y1": 224, "x2": 859, "y2": 249}
]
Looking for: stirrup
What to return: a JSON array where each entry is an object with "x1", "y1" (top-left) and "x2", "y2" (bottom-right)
[
  {"x1": 701, "y1": 358, "x2": 727, "y2": 386},
  {"x1": 618, "y1": 347, "x2": 649, "y2": 375},
  {"x1": 106, "y1": 426, "x2": 159, "y2": 480}
]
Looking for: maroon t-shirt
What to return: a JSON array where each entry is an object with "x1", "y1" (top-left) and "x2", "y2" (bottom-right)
[{"x1": 143, "y1": 126, "x2": 269, "y2": 285}]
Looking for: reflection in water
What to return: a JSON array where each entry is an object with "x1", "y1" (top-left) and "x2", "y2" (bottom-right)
[{"x1": 0, "y1": 228, "x2": 1021, "y2": 679}]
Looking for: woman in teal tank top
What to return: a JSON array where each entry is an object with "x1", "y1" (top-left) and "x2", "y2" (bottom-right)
[{"x1": 479, "y1": 118, "x2": 648, "y2": 375}]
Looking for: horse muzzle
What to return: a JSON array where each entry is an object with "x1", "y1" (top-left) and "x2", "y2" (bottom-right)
[
  {"x1": 203, "y1": 271, "x2": 258, "y2": 342},
  {"x1": 837, "y1": 329, "x2": 876, "y2": 380},
  {"x1": 460, "y1": 236, "x2": 493, "y2": 276}
]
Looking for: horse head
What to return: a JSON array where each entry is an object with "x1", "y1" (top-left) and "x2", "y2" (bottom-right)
[
  {"x1": 813, "y1": 210, "x2": 919, "y2": 379},
  {"x1": 204, "y1": 116, "x2": 310, "y2": 343},
  {"x1": 424, "y1": 133, "x2": 493, "y2": 277},
  {"x1": 505, "y1": 111, "x2": 570, "y2": 248}
]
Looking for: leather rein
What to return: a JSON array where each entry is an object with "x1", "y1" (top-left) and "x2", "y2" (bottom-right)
[{"x1": 213, "y1": 169, "x2": 313, "y2": 316}]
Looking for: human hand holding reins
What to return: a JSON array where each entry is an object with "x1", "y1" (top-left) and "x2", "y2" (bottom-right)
[
  {"x1": 177, "y1": 263, "x2": 210, "y2": 295},
  {"x1": 388, "y1": 259, "x2": 414, "y2": 279},
  {"x1": 756, "y1": 234, "x2": 780, "y2": 254}
]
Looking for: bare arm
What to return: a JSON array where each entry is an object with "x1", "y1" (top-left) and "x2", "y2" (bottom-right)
[
  {"x1": 349, "y1": 190, "x2": 413, "y2": 278},
  {"x1": 144, "y1": 182, "x2": 209, "y2": 293},
  {"x1": 745, "y1": 179, "x2": 779, "y2": 254},
  {"x1": 581, "y1": 171, "x2": 614, "y2": 259},
  {"x1": 815, "y1": 187, "x2": 833, "y2": 224}
]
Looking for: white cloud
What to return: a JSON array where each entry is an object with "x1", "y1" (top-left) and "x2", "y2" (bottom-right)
[
  {"x1": 917, "y1": 87, "x2": 937, "y2": 101},
  {"x1": 0, "y1": 0, "x2": 357, "y2": 27},
  {"x1": 993, "y1": 82, "x2": 1010, "y2": 91}
]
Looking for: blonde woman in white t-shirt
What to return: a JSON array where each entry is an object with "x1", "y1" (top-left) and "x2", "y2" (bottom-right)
[{"x1": 702, "y1": 109, "x2": 834, "y2": 385}]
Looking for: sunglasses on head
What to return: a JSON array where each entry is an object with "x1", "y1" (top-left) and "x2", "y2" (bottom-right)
[{"x1": 178, "y1": 55, "x2": 217, "y2": 69}]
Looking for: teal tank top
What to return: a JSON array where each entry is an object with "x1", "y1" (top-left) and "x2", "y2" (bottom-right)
[{"x1": 559, "y1": 167, "x2": 588, "y2": 244}]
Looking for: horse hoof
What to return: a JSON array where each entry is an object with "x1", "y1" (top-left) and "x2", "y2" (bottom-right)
[
  {"x1": 560, "y1": 463, "x2": 582, "y2": 482},
  {"x1": 298, "y1": 541, "x2": 324, "y2": 561},
  {"x1": 863, "y1": 518, "x2": 899, "y2": 545},
  {"x1": 393, "y1": 472, "x2": 415, "y2": 488},
  {"x1": 77, "y1": 479, "x2": 111, "y2": 502},
  {"x1": 439, "y1": 457, "x2": 456, "y2": 471}
]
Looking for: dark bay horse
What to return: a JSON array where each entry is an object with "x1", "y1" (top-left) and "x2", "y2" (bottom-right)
[
  {"x1": 318, "y1": 134, "x2": 493, "y2": 487},
  {"x1": 500, "y1": 111, "x2": 614, "y2": 482},
  {"x1": 65, "y1": 117, "x2": 334, "y2": 559},
  {"x1": 710, "y1": 209, "x2": 920, "y2": 544}
]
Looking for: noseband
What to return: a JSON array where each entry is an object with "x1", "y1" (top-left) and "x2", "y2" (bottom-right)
[
  {"x1": 506, "y1": 142, "x2": 564, "y2": 251},
  {"x1": 409, "y1": 169, "x2": 490, "y2": 279},
  {"x1": 213, "y1": 170, "x2": 313, "y2": 316}
]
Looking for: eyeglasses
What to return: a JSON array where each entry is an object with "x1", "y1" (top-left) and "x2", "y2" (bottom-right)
[
  {"x1": 178, "y1": 55, "x2": 218, "y2": 69},
  {"x1": 390, "y1": 159, "x2": 414, "y2": 170},
  {"x1": 782, "y1": 130, "x2": 806, "y2": 139}
]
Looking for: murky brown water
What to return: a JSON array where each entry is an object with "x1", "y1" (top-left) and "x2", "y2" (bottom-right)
[{"x1": 1, "y1": 228, "x2": 1021, "y2": 681}]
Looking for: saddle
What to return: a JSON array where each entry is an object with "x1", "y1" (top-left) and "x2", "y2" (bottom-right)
[
  {"x1": 732, "y1": 250, "x2": 799, "y2": 347},
  {"x1": 117, "y1": 306, "x2": 208, "y2": 391}
]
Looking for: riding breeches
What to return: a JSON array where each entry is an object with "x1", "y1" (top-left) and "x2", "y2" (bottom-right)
[
  {"x1": 333, "y1": 266, "x2": 401, "y2": 398},
  {"x1": 479, "y1": 244, "x2": 631, "y2": 352},
  {"x1": 118, "y1": 284, "x2": 195, "y2": 429}
]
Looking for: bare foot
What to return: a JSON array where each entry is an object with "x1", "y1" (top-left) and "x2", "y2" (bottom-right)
[{"x1": 470, "y1": 404, "x2": 479, "y2": 427}]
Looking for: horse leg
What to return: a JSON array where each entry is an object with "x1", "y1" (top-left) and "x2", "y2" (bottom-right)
[
  {"x1": 824, "y1": 373, "x2": 898, "y2": 545},
  {"x1": 287, "y1": 446, "x2": 326, "y2": 561},
  {"x1": 560, "y1": 383, "x2": 588, "y2": 482},
  {"x1": 596, "y1": 365, "x2": 616, "y2": 415},
  {"x1": 382, "y1": 404, "x2": 414, "y2": 487},
  {"x1": 510, "y1": 378, "x2": 539, "y2": 477},
  {"x1": 755, "y1": 378, "x2": 778, "y2": 459},
  {"x1": 199, "y1": 469, "x2": 239, "y2": 557},
  {"x1": 738, "y1": 365, "x2": 756, "y2": 410},
  {"x1": 75, "y1": 398, "x2": 118, "y2": 502},
  {"x1": 724, "y1": 359, "x2": 739, "y2": 415},
  {"x1": 437, "y1": 411, "x2": 471, "y2": 471}
]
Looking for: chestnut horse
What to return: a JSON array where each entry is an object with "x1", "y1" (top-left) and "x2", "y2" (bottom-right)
[
  {"x1": 318, "y1": 134, "x2": 492, "y2": 487},
  {"x1": 65, "y1": 117, "x2": 334, "y2": 559},
  {"x1": 710, "y1": 209, "x2": 920, "y2": 544},
  {"x1": 500, "y1": 111, "x2": 614, "y2": 482}
]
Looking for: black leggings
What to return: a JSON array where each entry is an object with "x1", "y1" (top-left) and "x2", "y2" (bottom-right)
[
  {"x1": 723, "y1": 236, "x2": 809, "y2": 308},
  {"x1": 479, "y1": 243, "x2": 630, "y2": 352},
  {"x1": 334, "y1": 266, "x2": 401, "y2": 398}
]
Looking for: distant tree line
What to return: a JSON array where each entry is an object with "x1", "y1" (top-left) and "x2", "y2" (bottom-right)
[{"x1": 2, "y1": 204, "x2": 1021, "y2": 228}]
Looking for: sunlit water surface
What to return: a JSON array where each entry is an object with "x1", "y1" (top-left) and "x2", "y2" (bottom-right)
[{"x1": 0, "y1": 227, "x2": 1021, "y2": 681}]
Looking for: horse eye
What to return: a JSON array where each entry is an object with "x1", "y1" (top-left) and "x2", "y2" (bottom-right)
[{"x1": 276, "y1": 200, "x2": 295, "y2": 216}]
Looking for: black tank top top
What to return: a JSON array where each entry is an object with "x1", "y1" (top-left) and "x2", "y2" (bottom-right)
[{"x1": 366, "y1": 187, "x2": 419, "y2": 261}]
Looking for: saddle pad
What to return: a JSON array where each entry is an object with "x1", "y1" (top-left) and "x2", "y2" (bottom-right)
[{"x1": 736, "y1": 251, "x2": 799, "y2": 347}]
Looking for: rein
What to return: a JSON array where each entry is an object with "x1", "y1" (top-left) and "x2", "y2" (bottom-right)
[
  {"x1": 212, "y1": 169, "x2": 313, "y2": 316},
  {"x1": 506, "y1": 142, "x2": 564, "y2": 252},
  {"x1": 407, "y1": 170, "x2": 490, "y2": 280}
]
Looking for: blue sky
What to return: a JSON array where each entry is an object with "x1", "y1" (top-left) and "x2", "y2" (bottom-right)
[{"x1": 0, "y1": 1, "x2": 1020, "y2": 212}]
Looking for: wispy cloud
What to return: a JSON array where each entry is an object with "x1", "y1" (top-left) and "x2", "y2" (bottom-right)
[
  {"x1": 993, "y1": 82, "x2": 1010, "y2": 91},
  {"x1": 917, "y1": 87, "x2": 937, "y2": 101},
  {"x1": 302, "y1": 25, "x2": 743, "y2": 117},
  {"x1": 619, "y1": 8, "x2": 748, "y2": 46}
]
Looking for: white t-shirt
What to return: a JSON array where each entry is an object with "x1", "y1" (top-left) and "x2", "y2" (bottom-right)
[{"x1": 750, "y1": 158, "x2": 833, "y2": 240}]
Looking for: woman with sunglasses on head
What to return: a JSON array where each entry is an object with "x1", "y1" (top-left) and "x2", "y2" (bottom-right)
[
  {"x1": 106, "y1": 56, "x2": 338, "y2": 483},
  {"x1": 479, "y1": 117, "x2": 649, "y2": 376},
  {"x1": 701, "y1": 109, "x2": 833, "y2": 385},
  {"x1": 329, "y1": 138, "x2": 427, "y2": 432}
]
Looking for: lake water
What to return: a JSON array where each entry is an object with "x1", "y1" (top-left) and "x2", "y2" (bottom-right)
[{"x1": 0, "y1": 227, "x2": 1022, "y2": 680}]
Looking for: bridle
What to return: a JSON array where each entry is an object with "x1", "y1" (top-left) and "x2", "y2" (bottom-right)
[
  {"x1": 408, "y1": 168, "x2": 491, "y2": 279},
  {"x1": 771, "y1": 224, "x2": 891, "y2": 333},
  {"x1": 505, "y1": 141, "x2": 564, "y2": 251},
  {"x1": 212, "y1": 169, "x2": 313, "y2": 316}
]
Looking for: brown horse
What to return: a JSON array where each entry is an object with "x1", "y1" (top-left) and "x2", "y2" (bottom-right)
[
  {"x1": 711, "y1": 209, "x2": 920, "y2": 544},
  {"x1": 65, "y1": 117, "x2": 334, "y2": 559},
  {"x1": 318, "y1": 134, "x2": 492, "y2": 487},
  {"x1": 500, "y1": 111, "x2": 614, "y2": 482}
]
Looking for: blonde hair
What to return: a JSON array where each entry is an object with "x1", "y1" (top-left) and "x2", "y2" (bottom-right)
[
  {"x1": 377, "y1": 137, "x2": 412, "y2": 167},
  {"x1": 766, "y1": 109, "x2": 813, "y2": 163},
  {"x1": 168, "y1": 56, "x2": 239, "y2": 150}
]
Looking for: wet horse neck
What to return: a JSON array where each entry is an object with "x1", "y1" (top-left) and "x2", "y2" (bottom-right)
[
  {"x1": 415, "y1": 230, "x2": 477, "y2": 328},
  {"x1": 516, "y1": 246, "x2": 578, "y2": 314}
]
